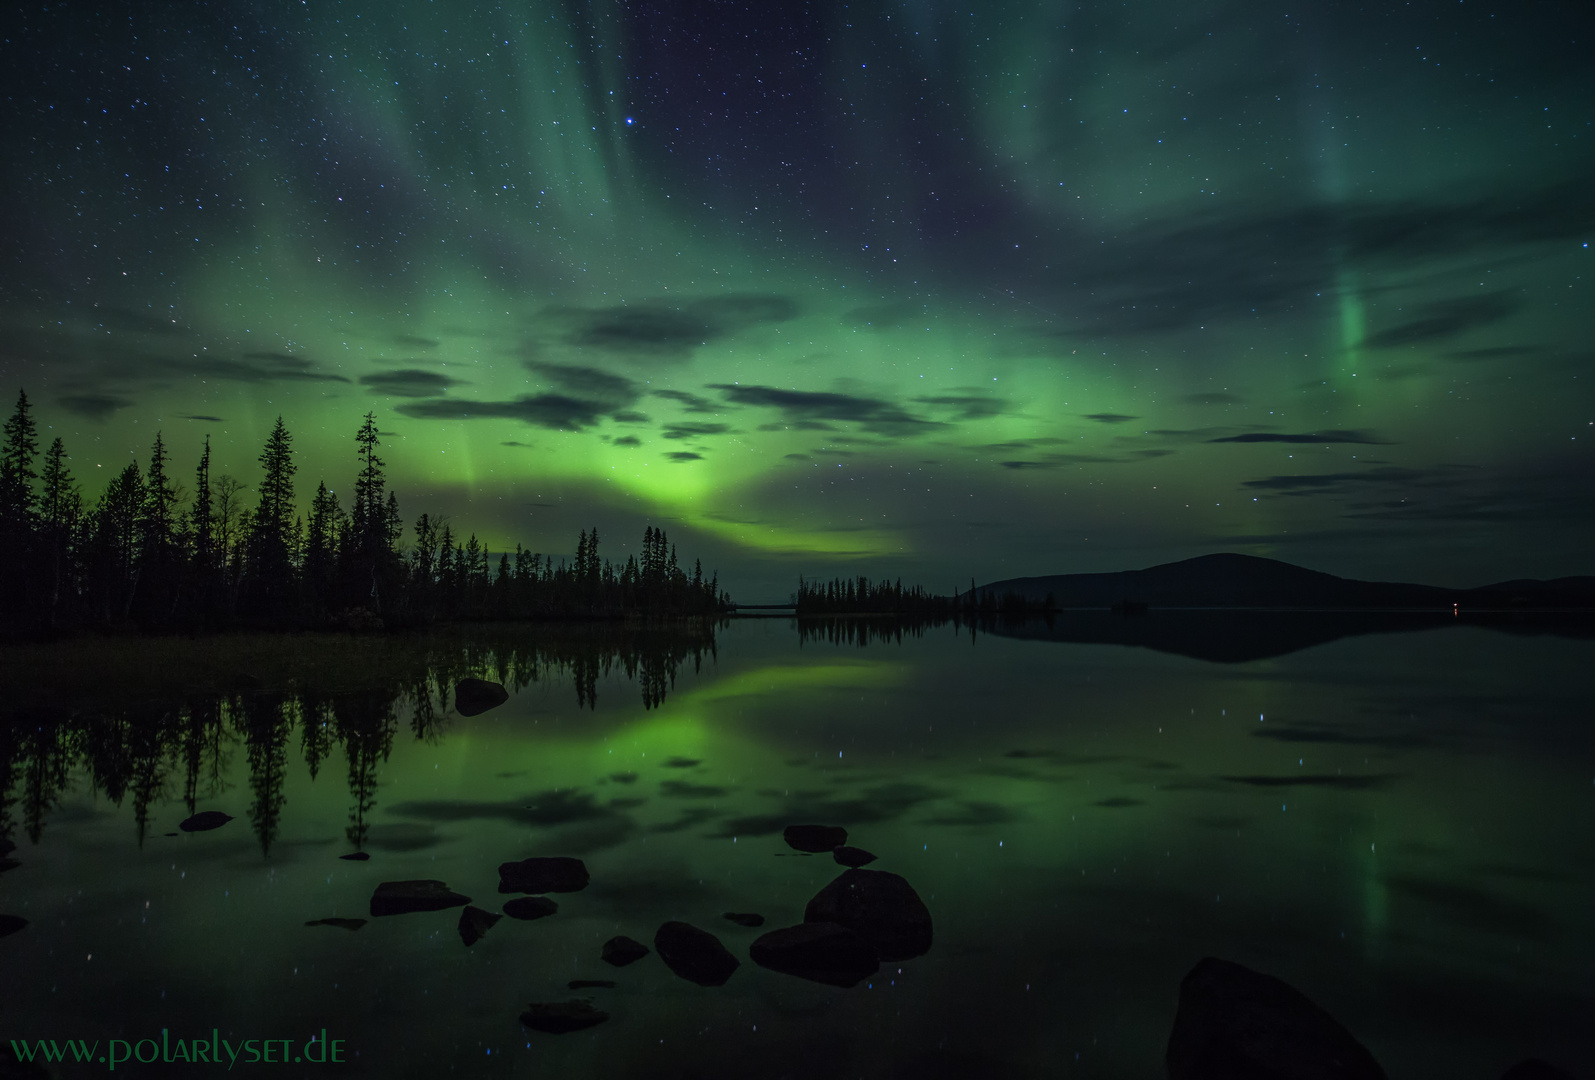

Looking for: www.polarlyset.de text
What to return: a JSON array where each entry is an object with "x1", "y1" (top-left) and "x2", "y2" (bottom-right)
[{"x1": 7, "y1": 1028, "x2": 345, "y2": 1071}]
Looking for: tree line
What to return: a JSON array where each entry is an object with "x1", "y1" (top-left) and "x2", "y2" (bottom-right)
[
  {"x1": 791, "y1": 575, "x2": 1055, "y2": 616},
  {"x1": 0, "y1": 390, "x2": 728, "y2": 636}
]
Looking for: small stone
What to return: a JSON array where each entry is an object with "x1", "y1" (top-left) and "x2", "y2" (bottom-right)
[
  {"x1": 784, "y1": 824, "x2": 847, "y2": 853},
  {"x1": 459, "y1": 905, "x2": 502, "y2": 946},
  {"x1": 338, "y1": 852, "x2": 370, "y2": 861},
  {"x1": 601, "y1": 935, "x2": 650, "y2": 967},
  {"x1": 503, "y1": 896, "x2": 559, "y2": 921},
  {"x1": 519, "y1": 1000, "x2": 608, "y2": 1034},
  {"x1": 0, "y1": 915, "x2": 26, "y2": 937},
  {"x1": 723, "y1": 912, "x2": 765, "y2": 927},
  {"x1": 568, "y1": 980, "x2": 615, "y2": 990},
  {"x1": 179, "y1": 811, "x2": 234, "y2": 832},
  {"x1": 369, "y1": 880, "x2": 472, "y2": 917},
  {"x1": 654, "y1": 921, "x2": 739, "y2": 987},
  {"x1": 305, "y1": 918, "x2": 366, "y2": 931},
  {"x1": 455, "y1": 678, "x2": 509, "y2": 717},
  {"x1": 833, "y1": 846, "x2": 877, "y2": 868},
  {"x1": 498, "y1": 856, "x2": 590, "y2": 894},
  {"x1": 750, "y1": 922, "x2": 880, "y2": 988}
]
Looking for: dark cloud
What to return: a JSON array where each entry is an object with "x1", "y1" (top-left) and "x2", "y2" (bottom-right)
[
  {"x1": 1210, "y1": 430, "x2": 1388, "y2": 445},
  {"x1": 653, "y1": 389, "x2": 720, "y2": 413},
  {"x1": 1083, "y1": 413, "x2": 1138, "y2": 424},
  {"x1": 559, "y1": 294, "x2": 796, "y2": 357},
  {"x1": 612, "y1": 435, "x2": 642, "y2": 447},
  {"x1": 709, "y1": 384, "x2": 942, "y2": 435},
  {"x1": 358, "y1": 369, "x2": 466, "y2": 397},
  {"x1": 163, "y1": 353, "x2": 350, "y2": 385},
  {"x1": 396, "y1": 394, "x2": 613, "y2": 430},
  {"x1": 1000, "y1": 449, "x2": 1171, "y2": 468},
  {"x1": 914, "y1": 395, "x2": 1008, "y2": 420},
  {"x1": 529, "y1": 362, "x2": 638, "y2": 401},
  {"x1": 58, "y1": 393, "x2": 133, "y2": 420},
  {"x1": 1446, "y1": 345, "x2": 1544, "y2": 362},
  {"x1": 665, "y1": 451, "x2": 704, "y2": 462},
  {"x1": 661, "y1": 422, "x2": 732, "y2": 440},
  {"x1": 1242, "y1": 466, "x2": 1435, "y2": 494},
  {"x1": 611, "y1": 410, "x2": 650, "y2": 423},
  {"x1": 180, "y1": 414, "x2": 224, "y2": 422},
  {"x1": 1361, "y1": 291, "x2": 1520, "y2": 349}
]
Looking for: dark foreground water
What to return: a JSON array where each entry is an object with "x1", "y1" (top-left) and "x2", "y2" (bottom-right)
[{"x1": 1, "y1": 616, "x2": 1591, "y2": 1079}]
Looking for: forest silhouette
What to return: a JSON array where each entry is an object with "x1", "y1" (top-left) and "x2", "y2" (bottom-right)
[{"x1": 0, "y1": 391, "x2": 726, "y2": 636}]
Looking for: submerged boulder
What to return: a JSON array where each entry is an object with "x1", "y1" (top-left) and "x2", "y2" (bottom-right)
[
  {"x1": 459, "y1": 905, "x2": 502, "y2": 946},
  {"x1": 369, "y1": 880, "x2": 472, "y2": 917},
  {"x1": 784, "y1": 824, "x2": 847, "y2": 853},
  {"x1": 179, "y1": 811, "x2": 234, "y2": 832},
  {"x1": 305, "y1": 918, "x2": 366, "y2": 931},
  {"x1": 503, "y1": 896, "x2": 559, "y2": 921},
  {"x1": 1166, "y1": 957, "x2": 1387, "y2": 1080},
  {"x1": 654, "y1": 922, "x2": 739, "y2": 987},
  {"x1": 0, "y1": 915, "x2": 27, "y2": 937},
  {"x1": 601, "y1": 935, "x2": 650, "y2": 967},
  {"x1": 455, "y1": 678, "x2": 509, "y2": 717},
  {"x1": 804, "y1": 869, "x2": 932, "y2": 962},
  {"x1": 519, "y1": 1000, "x2": 608, "y2": 1034},
  {"x1": 338, "y1": 852, "x2": 370, "y2": 861},
  {"x1": 498, "y1": 856, "x2": 590, "y2": 894},
  {"x1": 750, "y1": 922, "x2": 880, "y2": 988},
  {"x1": 723, "y1": 912, "x2": 765, "y2": 928},
  {"x1": 833, "y1": 846, "x2": 877, "y2": 868}
]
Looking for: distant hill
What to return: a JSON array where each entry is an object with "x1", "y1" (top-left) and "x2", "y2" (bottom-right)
[{"x1": 973, "y1": 553, "x2": 1595, "y2": 610}]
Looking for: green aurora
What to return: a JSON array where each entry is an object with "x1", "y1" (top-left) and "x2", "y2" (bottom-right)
[{"x1": 2, "y1": 1, "x2": 1591, "y2": 596}]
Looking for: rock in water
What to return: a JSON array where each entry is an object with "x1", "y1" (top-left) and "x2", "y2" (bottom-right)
[
  {"x1": 455, "y1": 678, "x2": 509, "y2": 717},
  {"x1": 0, "y1": 859, "x2": 18, "y2": 874},
  {"x1": 833, "y1": 846, "x2": 877, "y2": 868},
  {"x1": 458, "y1": 905, "x2": 502, "y2": 946},
  {"x1": 654, "y1": 922, "x2": 740, "y2": 986},
  {"x1": 804, "y1": 869, "x2": 933, "y2": 962},
  {"x1": 601, "y1": 936, "x2": 650, "y2": 967},
  {"x1": 305, "y1": 918, "x2": 366, "y2": 931},
  {"x1": 1166, "y1": 957, "x2": 1387, "y2": 1080},
  {"x1": 1500, "y1": 1063, "x2": 1579, "y2": 1080},
  {"x1": 0, "y1": 915, "x2": 27, "y2": 937},
  {"x1": 503, "y1": 896, "x2": 559, "y2": 921},
  {"x1": 179, "y1": 811, "x2": 234, "y2": 832},
  {"x1": 750, "y1": 922, "x2": 880, "y2": 988},
  {"x1": 723, "y1": 912, "x2": 765, "y2": 928},
  {"x1": 369, "y1": 880, "x2": 472, "y2": 917},
  {"x1": 784, "y1": 824, "x2": 847, "y2": 853},
  {"x1": 518, "y1": 1001, "x2": 608, "y2": 1034},
  {"x1": 498, "y1": 856, "x2": 590, "y2": 894},
  {"x1": 338, "y1": 852, "x2": 370, "y2": 861}
]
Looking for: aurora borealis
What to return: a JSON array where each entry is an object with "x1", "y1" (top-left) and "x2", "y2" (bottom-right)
[{"x1": 2, "y1": 1, "x2": 1591, "y2": 596}]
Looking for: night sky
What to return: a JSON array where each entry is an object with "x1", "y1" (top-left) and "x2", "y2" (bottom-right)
[{"x1": 2, "y1": 1, "x2": 1591, "y2": 598}]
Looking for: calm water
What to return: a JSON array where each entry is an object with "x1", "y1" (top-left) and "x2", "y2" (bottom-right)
[{"x1": 1, "y1": 617, "x2": 1591, "y2": 1078}]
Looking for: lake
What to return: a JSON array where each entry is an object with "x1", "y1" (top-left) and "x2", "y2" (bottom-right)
[{"x1": 1, "y1": 615, "x2": 1591, "y2": 1078}]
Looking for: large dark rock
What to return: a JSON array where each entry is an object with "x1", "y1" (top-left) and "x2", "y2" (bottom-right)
[
  {"x1": 784, "y1": 824, "x2": 847, "y2": 852},
  {"x1": 503, "y1": 896, "x2": 558, "y2": 921},
  {"x1": 498, "y1": 856, "x2": 590, "y2": 894},
  {"x1": 723, "y1": 912, "x2": 765, "y2": 927},
  {"x1": 1500, "y1": 1063, "x2": 1579, "y2": 1080},
  {"x1": 654, "y1": 921, "x2": 740, "y2": 986},
  {"x1": 455, "y1": 678, "x2": 509, "y2": 717},
  {"x1": 1166, "y1": 957, "x2": 1387, "y2": 1080},
  {"x1": 750, "y1": 921, "x2": 880, "y2": 988},
  {"x1": 602, "y1": 935, "x2": 650, "y2": 966},
  {"x1": 804, "y1": 869, "x2": 932, "y2": 961},
  {"x1": 305, "y1": 918, "x2": 366, "y2": 931},
  {"x1": 179, "y1": 811, "x2": 234, "y2": 832},
  {"x1": 833, "y1": 846, "x2": 877, "y2": 868},
  {"x1": 338, "y1": 852, "x2": 370, "y2": 861},
  {"x1": 459, "y1": 905, "x2": 502, "y2": 946},
  {"x1": 519, "y1": 1001, "x2": 608, "y2": 1034},
  {"x1": 369, "y1": 880, "x2": 472, "y2": 917},
  {"x1": 0, "y1": 915, "x2": 27, "y2": 937},
  {"x1": 0, "y1": 859, "x2": 18, "y2": 874}
]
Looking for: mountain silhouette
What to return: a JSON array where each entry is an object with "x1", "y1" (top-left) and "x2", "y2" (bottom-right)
[{"x1": 973, "y1": 553, "x2": 1595, "y2": 610}]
